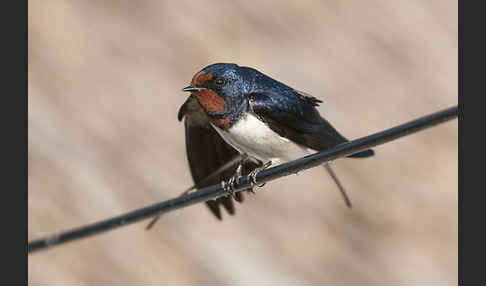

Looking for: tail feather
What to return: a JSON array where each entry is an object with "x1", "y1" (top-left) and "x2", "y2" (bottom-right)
[
  {"x1": 347, "y1": 149, "x2": 374, "y2": 158},
  {"x1": 323, "y1": 163, "x2": 352, "y2": 208}
]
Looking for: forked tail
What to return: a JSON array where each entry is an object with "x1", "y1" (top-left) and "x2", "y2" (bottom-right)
[{"x1": 323, "y1": 163, "x2": 352, "y2": 208}]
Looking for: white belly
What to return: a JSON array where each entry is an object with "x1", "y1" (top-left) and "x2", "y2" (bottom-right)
[{"x1": 211, "y1": 113, "x2": 314, "y2": 165}]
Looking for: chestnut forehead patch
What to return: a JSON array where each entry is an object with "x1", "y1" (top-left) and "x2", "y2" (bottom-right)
[{"x1": 191, "y1": 71, "x2": 213, "y2": 86}]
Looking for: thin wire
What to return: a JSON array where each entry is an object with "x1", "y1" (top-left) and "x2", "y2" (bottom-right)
[
  {"x1": 28, "y1": 105, "x2": 458, "y2": 253},
  {"x1": 145, "y1": 155, "x2": 242, "y2": 230}
]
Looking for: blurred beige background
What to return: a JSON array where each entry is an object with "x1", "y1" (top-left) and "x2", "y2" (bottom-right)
[{"x1": 28, "y1": 1, "x2": 457, "y2": 285}]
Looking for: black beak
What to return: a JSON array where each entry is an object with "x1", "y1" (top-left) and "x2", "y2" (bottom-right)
[{"x1": 182, "y1": 86, "x2": 205, "y2": 92}]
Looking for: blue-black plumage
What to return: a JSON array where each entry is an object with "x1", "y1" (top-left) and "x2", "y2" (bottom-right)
[{"x1": 178, "y1": 63, "x2": 374, "y2": 220}]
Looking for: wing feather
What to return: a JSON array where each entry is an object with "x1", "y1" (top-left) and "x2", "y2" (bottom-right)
[
  {"x1": 249, "y1": 91, "x2": 374, "y2": 157},
  {"x1": 249, "y1": 91, "x2": 347, "y2": 150},
  {"x1": 180, "y1": 96, "x2": 257, "y2": 219}
]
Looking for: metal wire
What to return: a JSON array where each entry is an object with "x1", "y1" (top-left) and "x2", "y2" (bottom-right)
[{"x1": 28, "y1": 105, "x2": 458, "y2": 253}]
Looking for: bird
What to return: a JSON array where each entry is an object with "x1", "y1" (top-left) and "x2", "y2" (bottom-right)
[{"x1": 146, "y1": 63, "x2": 374, "y2": 228}]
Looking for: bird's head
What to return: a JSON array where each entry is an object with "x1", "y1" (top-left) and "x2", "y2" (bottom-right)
[{"x1": 182, "y1": 63, "x2": 254, "y2": 118}]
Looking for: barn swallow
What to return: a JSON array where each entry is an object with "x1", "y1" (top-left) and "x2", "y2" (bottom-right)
[{"x1": 147, "y1": 63, "x2": 374, "y2": 227}]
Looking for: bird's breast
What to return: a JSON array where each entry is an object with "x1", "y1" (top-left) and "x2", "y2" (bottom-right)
[{"x1": 211, "y1": 113, "x2": 312, "y2": 164}]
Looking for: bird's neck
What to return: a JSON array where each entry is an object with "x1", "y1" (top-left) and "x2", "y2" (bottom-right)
[{"x1": 206, "y1": 97, "x2": 247, "y2": 130}]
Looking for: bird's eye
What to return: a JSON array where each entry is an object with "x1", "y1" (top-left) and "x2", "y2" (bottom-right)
[{"x1": 215, "y1": 78, "x2": 225, "y2": 87}]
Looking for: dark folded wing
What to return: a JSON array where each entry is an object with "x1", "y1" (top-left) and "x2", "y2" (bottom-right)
[
  {"x1": 249, "y1": 91, "x2": 348, "y2": 150},
  {"x1": 179, "y1": 96, "x2": 257, "y2": 219},
  {"x1": 248, "y1": 91, "x2": 374, "y2": 157}
]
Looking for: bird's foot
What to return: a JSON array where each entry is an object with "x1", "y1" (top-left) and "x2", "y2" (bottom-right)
[
  {"x1": 222, "y1": 155, "x2": 248, "y2": 199},
  {"x1": 248, "y1": 161, "x2": 272, "y2": 190},
  {"x1": 222, "y1": 175, "x2": 241, "y2": 200}
]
